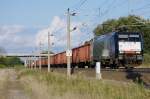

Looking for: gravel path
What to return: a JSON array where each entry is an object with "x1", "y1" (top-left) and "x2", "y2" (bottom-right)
[{"x1": 0, "y1": 69, "x2": 30, "y2": 99}]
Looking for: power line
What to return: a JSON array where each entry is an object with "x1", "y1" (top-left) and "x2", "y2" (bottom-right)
[
  {"x1": 79, "y1": 0, "x2": 88, "y2": 8},
  {"x1": 132, "y1": 3, "x2": 150, "y2": 12},
  {"x1": 70, "y1": 0, "x2": 121, "y2": 31},
  {"x1": 71, "y1": 0, "x2": 88, "y2": 11},
  {"x1": 101, "y1": 0, "x2": 127, "y2": 20},
  {"x1": 81, "y1": 0, "x2": 118, "y2": 29},
  {"x1": 134, "y1": 9, "x2": 150, "y2": 16},
  {"x1": 98, "y1": 0, "x2": 109, "y2": 9},
  {"x1": 100, "y1": 0, "x2": 117, "y2": 18}
]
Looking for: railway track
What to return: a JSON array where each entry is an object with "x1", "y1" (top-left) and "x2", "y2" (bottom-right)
[{"x1": 101, "y1": 68, "x2": 150, "y2": 73}]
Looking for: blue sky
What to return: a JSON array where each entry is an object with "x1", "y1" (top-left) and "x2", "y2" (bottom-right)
[{"x1": 0, "y1": 0, "x2": 149, "y2": 54}]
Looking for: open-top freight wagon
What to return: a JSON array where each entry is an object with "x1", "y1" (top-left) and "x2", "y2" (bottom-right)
[{"x1": 37, "y1": 31, "x2": 143, "y2": 68}]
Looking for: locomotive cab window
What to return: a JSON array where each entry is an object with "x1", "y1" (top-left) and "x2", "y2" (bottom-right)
[
  {"x1": 118, "y1": 34, "x2": 128, "y2": 41},
  {"x1": 118, "y1": 34, "x2": 140, "y2": 42},
  {"x1": 129, "y1": 34, "x2": 140, "y2": 42}
]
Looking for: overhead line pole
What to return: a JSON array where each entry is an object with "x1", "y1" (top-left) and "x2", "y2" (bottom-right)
[
  {"x1": 128, "y1": 0, "x2": 130, "y2": 15},
  {"x1": 29, "y1": 56, "x2": 31, "y2": 69},
  {"x1": 34, "y1": 48, "x2": 37, "y2": 69},
  {"x1": 39, "y1": 42, "x2": 42, "y2": 70},
  {"x1": 31, "y1": 51, "x2": 33, "y2": 69},
  {"x1": 48, "y1": 32, "x2": 51, "y2": 72},
  {"x1": 67, "y1": 8, "x2": 71, "y2": 77}
]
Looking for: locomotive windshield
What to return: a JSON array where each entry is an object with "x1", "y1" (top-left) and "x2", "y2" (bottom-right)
[{"x1": 118, "y1": 34, "x2": 140, "y2": 42}]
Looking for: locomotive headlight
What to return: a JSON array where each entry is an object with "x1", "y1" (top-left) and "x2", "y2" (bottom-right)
[
  {"x1": 136, "y1": 51, "x2": 141, "y2": 54},
  {"x1": 119, "y1": 51, "x2": 124, "y2": 54},
  {"x1": 119, "y1": 55, "x2": 123, "y2": 59},
  {"x1": 137, "y1": 55, "x2": 142, "y2": 60}
]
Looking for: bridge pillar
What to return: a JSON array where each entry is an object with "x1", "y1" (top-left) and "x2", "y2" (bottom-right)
[{"x1": 24, "y1": 60, "x2": 27, "y2": 68}]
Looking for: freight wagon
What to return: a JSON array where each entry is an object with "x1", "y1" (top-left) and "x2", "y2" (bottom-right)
[{"x1": 36, "y1": 31, "x2": 143, "y2": 68}]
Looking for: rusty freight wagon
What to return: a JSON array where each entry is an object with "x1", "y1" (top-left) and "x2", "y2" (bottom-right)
[
  {"x1": 37, "y1": 43, "x2": 91, "y2": 68},
  {"x1": 50, "y1": 43, "x2": 91, "y2": 68}
]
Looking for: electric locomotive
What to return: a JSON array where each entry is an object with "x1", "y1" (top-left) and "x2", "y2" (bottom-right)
[{"x1": 92, "y1": 32, "x2": 143, "y2": 68}]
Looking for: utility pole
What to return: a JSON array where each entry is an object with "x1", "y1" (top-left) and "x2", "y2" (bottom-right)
[
  {"x1": 98, "y1": 8, "x2": 101, "y2": 17},
  {"x1": 34, "y1": 48, "x2": 37, "y2": 69},
  {"x1": 67, "y1": 8, "x2": 71, "y2": 77},
  {"x1": 29, "y1": 55, "x2": 32, "y2": 69},
  {"x1": 27, "y1": 57, "x2": 29, "y2": 68},
  {"x1": 128, "y1": 0, "x2": 130, "y2": 15},
  {"x1": 39, "y1": 42, "x2": 42, "y2": 70},
  {"x1": 31, "y1": 51, "x2": 34, "y2": 69},
  {"x1": 66, "y1": 8, "x2": 76, "y2": 77},
  {"x1": 48, "y1": 32, "x2": 51, "y2": 72}
]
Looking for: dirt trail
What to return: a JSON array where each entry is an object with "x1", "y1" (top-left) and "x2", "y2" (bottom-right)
[{"x1": 0, "y1": 69, "x2": 30, "y2": 99}]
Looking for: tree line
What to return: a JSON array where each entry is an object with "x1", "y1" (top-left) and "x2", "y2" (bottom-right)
[{"x1": 0, "y1": 56, "x2": 23, "y2": 68}]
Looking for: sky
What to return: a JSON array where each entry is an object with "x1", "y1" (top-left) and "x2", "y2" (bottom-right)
[{"x1": 0, "y1": 0, "x2": 149, "y2": 54}]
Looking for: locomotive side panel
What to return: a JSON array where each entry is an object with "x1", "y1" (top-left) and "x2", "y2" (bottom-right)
[{"x1": 93, "y1": 33, "x2": 116, "y2": 62}]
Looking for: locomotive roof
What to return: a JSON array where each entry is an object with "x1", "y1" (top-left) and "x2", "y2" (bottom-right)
[{"x1": 95, "y1": 32, "x2": 141, "y2": 38}]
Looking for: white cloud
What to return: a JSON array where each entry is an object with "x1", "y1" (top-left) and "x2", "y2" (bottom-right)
[
  {"x1": 0, "y1": 17, "x2": 93, "y2": 53},
  {"x1": 0, "y1": 25, "x2": 24, "y2": 40},
  {"x1": 0, "y1": 25, "x2": 36, "y2": 53},
  {"x1": 36, "y1": 16, "x2": 93, "y2": 53},
  {"x1": 36, "y1": 16, "x2": 66, "y2": 45},
  {"x1": 0, "y1": 16, "x2": 93, "y2": 53}
]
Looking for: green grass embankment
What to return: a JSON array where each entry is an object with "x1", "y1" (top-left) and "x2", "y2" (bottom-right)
[
  {"x1": 143, "y1": 54, "x2": 150, "y2": 67},
  {"x1": 17, "y1": 69, "x2": 150, "y2": 99}
]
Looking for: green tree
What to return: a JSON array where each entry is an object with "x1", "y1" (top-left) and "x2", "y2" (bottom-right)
[
  {"x1": 0, "y1": 57, "x2": 6, "y2": 65},
  {"x1": 93, "y1": 15, "x2": 150, "y2": 54},
  {"x1": 0, "y1": 56, "x2": 23, "y2": 67},
  {"x1": 6, "y1": 57, "x2": 23, "y2": 67}
]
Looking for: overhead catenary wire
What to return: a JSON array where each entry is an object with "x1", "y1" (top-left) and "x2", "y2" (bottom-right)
[
  {"x1": 132, "y1": 3, "x2": 150, "y2": 12},
  {"x1": 97, "y1": 0, "x2": 109, "y2": 9},
  {"x1": 77, "y1": 0, "x2": 119, "y2": 25},
  {"x1": 134, "y1": 9, "x2": 150, "y2": 16},
  {"x1": 69, "y1": 0, "x2": 120, "y2": 35},
  {"x1": 99, "y1": 0, "x2": 117, "y2": 19},
  {"x1": 71, "y1": 0, "x2": 88, "y2": 12},
  {"x1": 75, "y1": 0, "x2": 117, "y2": 33}
]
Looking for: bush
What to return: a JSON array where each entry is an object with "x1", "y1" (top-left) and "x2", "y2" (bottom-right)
[
  {"x1": 0, "y1": 64, "x2": 6, "y2": 68},
  {"x1": 0, "y1": 56, "x2": 23, "y2": 68},
  {"x1": 143, "y1": 54, "x2": 150, "y2": 65}
]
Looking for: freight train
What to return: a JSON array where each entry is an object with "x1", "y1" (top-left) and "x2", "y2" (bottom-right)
[{"x1": 36, "y1": 31, "x2": 143, "y2": 68}]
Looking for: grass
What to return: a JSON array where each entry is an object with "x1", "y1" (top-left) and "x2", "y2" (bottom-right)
[
  {"x1": 17, "y1": 69, "x2": 150, "y2": 99},
  {"x1": 0, "y1": 64, "x2": 6, "y2": 68},
  {"x1": 143, "y1": 54, "x2": 150, "y2": 66}
]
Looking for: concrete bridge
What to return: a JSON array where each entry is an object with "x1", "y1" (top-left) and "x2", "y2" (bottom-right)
[
  {"x1": 3, "y1": 53, "x2": 53, "y2": 68},
  {"x1": 4, "y1": 53, "x2": 52, "y2": 57}
]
